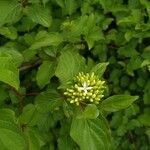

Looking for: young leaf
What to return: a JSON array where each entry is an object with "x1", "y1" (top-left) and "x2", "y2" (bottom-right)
[
  {"x1": 101, "y1": 95, "x2": 139, "y2": 112},
  {"x1": 36, "y1": 61, "x2": 56, "y2": 88},
  {"x1": 70, "y1": 114, "x2": 112, "y2": 150}
]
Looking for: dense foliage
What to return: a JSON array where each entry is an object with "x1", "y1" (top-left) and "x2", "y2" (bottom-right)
[{"x1": 0, "y1": 0, "x2": 150, "y2": 149}]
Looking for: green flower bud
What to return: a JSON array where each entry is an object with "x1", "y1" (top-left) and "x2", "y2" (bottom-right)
[{"x1": 64, "y1": 72, "x2": 106, "y2": 105}]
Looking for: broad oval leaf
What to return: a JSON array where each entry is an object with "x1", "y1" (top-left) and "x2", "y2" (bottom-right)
[
  {"x1": 55, "y1": 49, "x2": 85, "y2": 86},
  {"x1": 64, "y1": 0, "x2": 78, "y2": 15},
  {"x1": 36, "y1": 60, "x2": 56, "y2": 89},
  {"x1": 0, "y1": 26, "x2": 17, "y2": 40},
  {"x1": 82, "y1": 104, "x2": 99, "y2": 119},
  {"x1": 70, "y1": 114, "x2": 112, "y2": 150},
  {"x1": 90, "y1": 62, "x2": 109, "y2": 78},
  {"x1": 0, "y1": 128, "x2": 26, "y2": 150},
  {"x1": 58, "y1": 136, "x2": 78, "y2": 150},
  {"x1": 35, "y1": 89, "x2": 63, "y2": 113},
  {"x1": 101, "y1": 95, "x2": 139, "y2": 112},
  {"x1": 0, "y1": 56, "x2": 20, "y2": 90},
  {"x1": 25, "y1": 4, "x2": 52, "y2": 27},
  {"x1": 0, "y1": 108, "x2": 16, "y2": 123},
  {"x1": 0, "y1": 47, "x2": 24, "y2": 67},
  {"x1": 138, "y1": 113, "x2": 150, "y2": 126},
  {"x1": 24, "y1": 128, "x2": 43, "y2": 150},
  {"x1": 0, "y1": 0, "x2": 22, "y2": 27},
  {"x1": 0, "y1": 109, "x2": 26, "y2": 150},
  {"x1": 18, "y1": 104, "x2": 41, "y2": 126},
  {"x1": 30, "y1": 31, "x2": 63, "y2": 50}
]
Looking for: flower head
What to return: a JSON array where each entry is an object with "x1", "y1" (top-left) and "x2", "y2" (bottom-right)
[{"x1": 64, "y1": 72, "x2": 106, "y2": 105}]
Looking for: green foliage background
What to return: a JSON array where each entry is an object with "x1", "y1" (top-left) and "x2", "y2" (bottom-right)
[{"x1": 0, "y1": 0, "x2": 150, "y2": 149}]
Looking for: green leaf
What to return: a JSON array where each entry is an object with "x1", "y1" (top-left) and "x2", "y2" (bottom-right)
[
  {"x1": 0, "y1": 0, "x2": 22, "y2": 27},
  {"x1": 63, "y1": 101, "x2": 74, "y2": 118},
  {"x1": 138, "y1": 113, "x2": 150, "y2": 126},
  {"x1": 0, "y1": 54, "x2": 19, "y2": 73},
  {"x1": 117, "y1": 9, "x2": 142, "y2": 25},
  {"x1": 146, "y1": 128, "x2": 150, "y2": 138},
  {"x1": 141, "y1": 59, "x2": 150, "y2": 67},
  {"x1": 18, "y1": 104, "x2": 41, "y2": 126},
  {"x1": 99, "y1": 0, "x2": 126, "y2": 13},
  {"x1": 0, "y1": 26, "x2": 17, "y2": 40},
  {"x1": 82, "y1": 14, "x2": 104, "y2": 49},
  {"x1": 0, "y1": 47, "x2": 24, "y2": 67},
  {"x1": 82, "y1": 104, "x2": 99, "y2": 119},
  {"x1": 70, "y1": 114, "x2": 112, "y2": 150},
  {"x1": 42, "y1": 0, "x2": 49, "y2": 5},
  {"x1": 0, "y1": 56, "x2": 20, "y2": 90},
  {"x1": 64, "y1": 0, "x2": 78, "y2": 15},
  {"x1": 37, "y1": 113, "x2": 55, "y2": 132},
  {"x1": 0, "y1": 127, "x2": 26, "y2": 150},
  {"x1": 140, "y1": 0, "x2": 150, "y2": 19},
  {"x1": 85, "y1": 28, "x2": 103, "y2": 49},
  {"x1": 0, "y1": 109, "x2": 26, "y2": 150},
  {"x1": 56, "y1": 0, "x2": 78, "y2": 15},
  {"x1": 90, "y1": 62, "x2": 109, "y2": 78},
  {"x1": 25, "y1": 4, "x2": 52, "y2": 27},
  {"x1": 124, "y1": 30, "x2": 135, "y2": 41},
  {"x1": 36, "y1": 61, "x2": 56, "y2": 88},
  {"x1": 55, "y1": 0, "x2": 64, "y2": 8},
  {"x1": 127, "y1": 55, "x2": 143, "y2": 71},
  {"x1": 30, "y1": 31, "x2": 63, "y2": 50},
  {"x1": 58, "y1": 136, "x2": 78, "y2": 150},
  {"x1": 24, "y1": 128, "x2": 41, "y2": 150},
  {"x1": 0, "y1": 109, "x2": 16, "y2": 123},
  {"x1": 55, "y1": 49, "x2": 85, "y2": 85},
  {"x1": 128, "y1": 0, "x2": 141, "y2": 9},
  {"x1": 16, "y1": 16, "x2": 36, "y2": 32},
  {"x1": 117, "y1": 40, "x2": 139, "y2": 58},
  {"x1": 35, "y1": 89, "x2": 62, "y2": 113},
  {"x1": 101, "y1": 95, "x2": 139, "y2": 112}
]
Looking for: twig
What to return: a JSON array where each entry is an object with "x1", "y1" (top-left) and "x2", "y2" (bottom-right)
[
  {"x1": 19, "y1": 59, "x2": 42, "y2": 72},
  {"x1": 25, "y1": 92, "x2": 39, "y2": 96},
  {"x1": 11, "y1": 87, "x2": 24, "y2": 113}
]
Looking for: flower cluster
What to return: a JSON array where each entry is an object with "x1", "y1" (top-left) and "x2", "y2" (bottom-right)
[{"x1": 64, "y1": 72, "x2": 106, "y2": 105}]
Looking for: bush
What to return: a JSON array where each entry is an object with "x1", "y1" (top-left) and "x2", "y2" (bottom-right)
[{"x1": 0, "y1": 0, "x2": 149, "y2": 150}]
